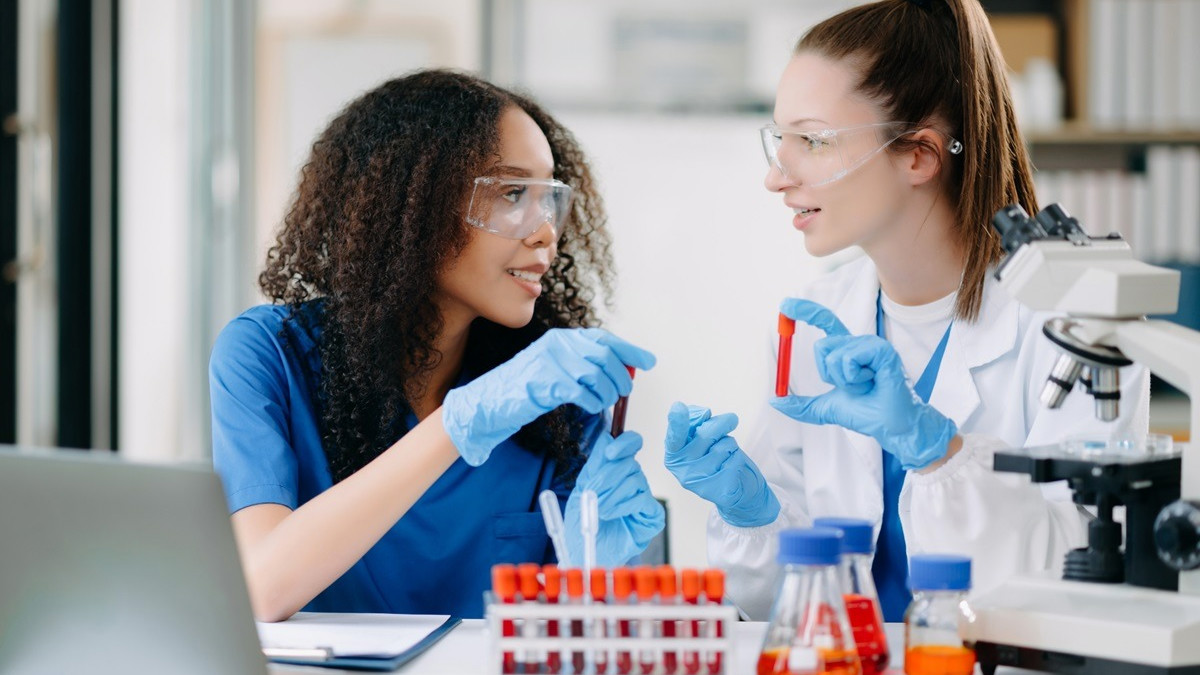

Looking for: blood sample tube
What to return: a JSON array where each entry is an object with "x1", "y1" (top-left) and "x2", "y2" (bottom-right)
[
  {"x1": 518, "y1": 563, "x2": 542, "y2": 674},
  {"x1": 657, "y1": 566, "x2": 679, "y2": 675},
  {"x1": 591, "y1": 568, "x2": 610, "y2": 675},
  {"x1": 680, "y1": 569, "x2": 702, "y2": 675},
  {"x1": 613, "y1": 567, "x2": 635, "y2": 675},
  {"x1": 493, "y1": 564, "x2": 518, "y2": 675},
  {"x1": 567, "y1": 568, "x2": 586, "y2": 675},
  {"x1": 776, "y1": 314, "x2": 796, "y2": 397},
  {"x1": 545, "y1": 565, "x2": 563, "y2": 675},
  {"x1": 634, "y1": 567, "x2": 659, "y2": 675},
  {"x1": 611, "y1": 366, "x2": 636, "y2": 437},
  {"x1": 703, "y1": 569, "x2": 725, "y2": 675}
]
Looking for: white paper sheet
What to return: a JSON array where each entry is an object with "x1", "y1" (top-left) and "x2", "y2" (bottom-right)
[{"x1": 256, "y1": 612, "x2": 452, "y2": 658}]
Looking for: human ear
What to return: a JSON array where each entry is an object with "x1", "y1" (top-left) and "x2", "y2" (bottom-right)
[{"x1": 905, "y1": 128, "x2": 948, "y2": 187}]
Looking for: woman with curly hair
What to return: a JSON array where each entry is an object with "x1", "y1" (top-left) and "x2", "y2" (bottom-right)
[{"x1": 209, "y1": 69, "x2": 662, "y2": 621}]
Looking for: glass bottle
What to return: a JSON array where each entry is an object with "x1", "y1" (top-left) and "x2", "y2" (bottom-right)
[
  {"x1": 758, "y1": 528, "x2": 863, "y2": 675},
  {"x1": 813, "y1": 517, "x2": 889, "y2": 675},
  {"x1": 904, "y1": 555, "x2": 976, "y2": 675}
]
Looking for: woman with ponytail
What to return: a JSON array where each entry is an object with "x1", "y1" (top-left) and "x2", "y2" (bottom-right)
[{"x1": 663, "y1": 0, "x2": 1148, "y2": 619}]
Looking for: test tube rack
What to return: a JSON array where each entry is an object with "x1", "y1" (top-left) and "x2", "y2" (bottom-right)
[{"x1": 485, "y1": 596, "x2": 738, "y2": 675}]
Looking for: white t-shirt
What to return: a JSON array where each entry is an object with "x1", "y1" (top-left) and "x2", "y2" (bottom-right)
[{"x1": 879, "y1": 289, "x2": 956, "y2": 385}]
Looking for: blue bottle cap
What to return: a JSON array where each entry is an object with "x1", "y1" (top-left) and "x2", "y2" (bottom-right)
[
  {"x1": 812, "y1": 517, "x2": 874, "y2": 554},
  {"x1": 909, "y1": 554, "x2": 971, "y2": 591},
  {"x1": 778, "y1": 527, "x2": 842, "y2": 566}
]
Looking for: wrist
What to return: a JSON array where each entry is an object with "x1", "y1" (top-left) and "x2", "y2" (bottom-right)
[
  {"x1": 717, "y1": 488, "x2": 780, "y2": 528},
  {"x1": 915, "y1": 434, "x2": 963, "y2": 475}
]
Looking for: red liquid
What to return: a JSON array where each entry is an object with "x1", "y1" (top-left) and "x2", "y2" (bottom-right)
[
  {"x1": 662, "y1": 618, "x2": 678, "y2": 674},
  {"x1": 904, "y1": 645, "x2": 976, "y2": 675},
  {"x1": 757, "y1": 648, "x2": 863, "y2": 675},
  {"x1": 617, "y1": 618, "x2": 633, "y2": 675},
  {"x1": 776, "y1": 335, "x2": 793, "y2": 396},
  {"x1": 572, "y1": 619, "x2": 585, "y2": 674},
  {"x1": 843, "y1": 594, "x2": 889, "y2": 675}
]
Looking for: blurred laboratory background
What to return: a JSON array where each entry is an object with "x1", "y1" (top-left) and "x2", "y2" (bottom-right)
[{"x1": 3, "y1": 0, "x2": 1198, "y2": 567}]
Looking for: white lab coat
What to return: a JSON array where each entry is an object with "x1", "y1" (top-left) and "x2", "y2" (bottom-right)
[{"x1": 709, "y1": 256, "x2": 1151, "y2": 619}]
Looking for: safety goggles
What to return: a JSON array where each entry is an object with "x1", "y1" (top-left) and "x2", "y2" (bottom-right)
[
  {"x1": 465, "y1": 176, "x2": 573, "y2": 242},
  {"x1": 759, "y1": 122, "x2": 963, "y2": 187}
]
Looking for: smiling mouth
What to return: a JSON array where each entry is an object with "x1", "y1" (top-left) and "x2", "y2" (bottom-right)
[
  {"x1": 506, "y1": 269, "x2": 542, "y2": 283},
  {"x1": 793, "y1": 208, "x2": 821, "y2": 215}
]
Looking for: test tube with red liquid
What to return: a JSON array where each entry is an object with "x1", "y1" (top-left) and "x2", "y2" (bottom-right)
[
  {"x1": 611, "y1": 366, "x2": 637, "y2": 437},
  {"x1": 776, "y1": 314, "x2": 796, "y2": 397}
]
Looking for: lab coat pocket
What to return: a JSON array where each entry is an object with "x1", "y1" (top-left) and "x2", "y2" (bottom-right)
[{"x1": 492, "y1": 511, "x2": 549, "y2": 564}]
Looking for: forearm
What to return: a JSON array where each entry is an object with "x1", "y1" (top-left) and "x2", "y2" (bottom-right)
[{"x1": 237, "y1": 408, "x2": 460, "y2": 621}]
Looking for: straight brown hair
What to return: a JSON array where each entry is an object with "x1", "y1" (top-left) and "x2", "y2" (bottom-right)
[{"x1": 798, "y1": 0, "x2": 1038, "y2": 321}]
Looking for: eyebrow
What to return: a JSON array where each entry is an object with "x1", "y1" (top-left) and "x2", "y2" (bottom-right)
[
  {"x1": 490, "y1": 164, "x2": 554, "y2": 178},
  {"x1": 775, "y1": 117, "x2": 828, "y2": 128}
]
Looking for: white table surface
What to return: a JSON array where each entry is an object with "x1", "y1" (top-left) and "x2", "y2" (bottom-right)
[{"x1": 270, "y1": 620, "x2": 1041, "y2": 674}]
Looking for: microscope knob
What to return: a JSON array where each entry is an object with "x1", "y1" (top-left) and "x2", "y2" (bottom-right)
[{"x1": 1155, "y1": 501, "x2": 1200, "y2": 571}]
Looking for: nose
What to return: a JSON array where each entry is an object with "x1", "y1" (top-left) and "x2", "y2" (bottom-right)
[
  {"x1": 523, "y1": 217, "x2": 558, "y2": 248},
  {"x1": 763, "y1": 162, "x2": 795, "y2": 193}
]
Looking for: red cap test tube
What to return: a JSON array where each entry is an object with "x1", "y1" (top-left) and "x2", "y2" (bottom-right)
[
  {"x1": 776, "y1": 314, "x2": 796, "y2": 397},
  {"x1": 493, "y1": 564, "x2": 518, "y2": 674}
]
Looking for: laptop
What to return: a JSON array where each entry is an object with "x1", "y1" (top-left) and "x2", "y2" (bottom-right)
[{"x1": 0, "y1": 446, "x2": 268, "y2": 675}]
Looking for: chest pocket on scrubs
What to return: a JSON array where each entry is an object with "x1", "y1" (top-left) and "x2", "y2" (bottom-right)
[{"x1": 493, "y1": 511, "x2": 549, "y2": 564}]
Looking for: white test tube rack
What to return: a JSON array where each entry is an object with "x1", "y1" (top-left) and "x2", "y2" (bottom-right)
[{"x1": 485, "y1": 596, "x2": 738, "y2": 675}]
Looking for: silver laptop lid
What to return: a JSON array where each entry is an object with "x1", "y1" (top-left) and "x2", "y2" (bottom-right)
[{"x1": 0, "y1": 446, "x2": 268, "y2": 675}]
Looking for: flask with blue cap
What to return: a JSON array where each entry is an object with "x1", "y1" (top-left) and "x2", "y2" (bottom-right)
[
  {"x1": 905, "y1": 554, "x2": 977, "y2": 674},
  {"x1": 757, "y1": 527, "x2": 862, "y2": 674},
  {"x1": 814, "y1": 517, "x2": 888, "y2": 674}
]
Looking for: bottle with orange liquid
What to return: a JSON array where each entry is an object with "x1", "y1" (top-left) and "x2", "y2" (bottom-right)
[
  {"x1": 813, "y1": 518, "x2": 888, "y2": 675},
  {"x1": 904, "y1": 555, "x2": 976, "y2": 675},
  {"x1": 757, "y1": 528, "x2": 862, "y2": 675}
]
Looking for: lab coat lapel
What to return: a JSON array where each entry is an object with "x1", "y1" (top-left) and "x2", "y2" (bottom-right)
[
  {"x1": 841, "y1": 261, "x2": 885, "y2": 485},
  {"x1": 927, "y1": 273, "x2": 1021, "y2": 427}
]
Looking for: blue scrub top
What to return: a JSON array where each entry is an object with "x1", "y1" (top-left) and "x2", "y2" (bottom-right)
[{"x1": 209, "y1": 302, "x2": 579, "y2": 619}]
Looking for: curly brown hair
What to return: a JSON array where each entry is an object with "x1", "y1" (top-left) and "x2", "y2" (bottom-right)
[{"x1": 258, "y1": 69, "x2": 613, "y2": 482}]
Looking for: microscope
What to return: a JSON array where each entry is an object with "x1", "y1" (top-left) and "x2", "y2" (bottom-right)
[{"x1": 971, "y1": 203, "x2": 1200, "y2": 674}]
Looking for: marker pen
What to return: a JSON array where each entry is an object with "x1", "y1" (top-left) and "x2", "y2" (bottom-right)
[
  {"x1": 703, "y1": 569, "x2": 725, "y2": 675},
  {"x1": 493, "y1": 564, "x2": 518, "y2": 674},
  {"x1": 776, "y1": 313, "x2": 796, "y2": 397}
]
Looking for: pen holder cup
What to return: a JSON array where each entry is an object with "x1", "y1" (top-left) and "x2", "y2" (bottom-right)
[{"x1": 485, "y1": 592, "x2": 737, "y2": 675}]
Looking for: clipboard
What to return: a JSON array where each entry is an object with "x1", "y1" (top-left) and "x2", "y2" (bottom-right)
[{"x1": 262, "y1": 614, "x2": 461, "y2": 671}]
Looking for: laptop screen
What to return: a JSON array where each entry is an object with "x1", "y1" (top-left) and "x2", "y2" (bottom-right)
[{"x1": 0, "y1": 446, "x2": 268, "y2": 675}]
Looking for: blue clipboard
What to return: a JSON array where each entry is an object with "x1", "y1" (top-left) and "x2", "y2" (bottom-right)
[{"x1": 267, "y1": 615, "x2": 461, "y2": 671}]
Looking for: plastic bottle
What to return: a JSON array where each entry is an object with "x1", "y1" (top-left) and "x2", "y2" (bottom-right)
[
  {"x1": 904, "y1": 555, "x2": 976, "y2": 675},
  {"x1": 758, "y1": 528, "x2": 863, "y2": 675},
  {"x1": 813, "y1": 517, "x2": 889, "y2": 675}
]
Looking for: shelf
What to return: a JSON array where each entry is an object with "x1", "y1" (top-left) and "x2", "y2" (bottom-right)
[{"x1": 1025, "y1": 123, "x2": 1200, "y2": 146}]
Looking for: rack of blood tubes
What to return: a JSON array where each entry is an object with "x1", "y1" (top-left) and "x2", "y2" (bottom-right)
[{"x1": 488, "y1": 564, "x2": 737, "y2": 675}]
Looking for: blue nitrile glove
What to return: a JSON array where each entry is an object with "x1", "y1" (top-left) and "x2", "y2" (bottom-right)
[
  {"x1": 663, "y1": 402, "x2": 780, "y2": 528},
  {"x1": 770, "y1": 298, "x2": 958, "y2": 471},
  {"x1": 564, "y1": 430, "x2": 665, "y2": 567},
  {"x1": 443, "y1": 328, "x2": 656, "y2": 466}
]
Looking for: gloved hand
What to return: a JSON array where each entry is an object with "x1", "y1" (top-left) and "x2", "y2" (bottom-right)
[
  {"x1": 443, "y1": 328, "x2": 655, "y2": 466},
  {"x1": 564, "y1": 430, "x2": 665, "y2": 567},
  {"x1": 663, "y1": 402, "x2": 780, "y2": 528},
  {"x1": 770, "y1": 298, "x2": 957, "y2": 471}
]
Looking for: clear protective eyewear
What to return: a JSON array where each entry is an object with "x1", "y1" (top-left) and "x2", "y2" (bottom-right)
[
  {"x1": 465, "y1": 176, "x2": 573, "y2": 242},
  {"x1": 760, "y1": 122, "x2": 964, "y2": 187}
]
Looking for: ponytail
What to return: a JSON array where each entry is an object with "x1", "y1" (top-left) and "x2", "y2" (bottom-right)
[{"x1": 798, "y1": 0, "x2": 1038, "y2": 321}]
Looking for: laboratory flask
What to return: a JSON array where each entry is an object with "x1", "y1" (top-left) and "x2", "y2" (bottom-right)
[
  {"x1": 904, "y1": 554, "x2": 976, "y2": 675},
  {"x1": 813, "y1": 517, "x2": 888, "y2": 674}
]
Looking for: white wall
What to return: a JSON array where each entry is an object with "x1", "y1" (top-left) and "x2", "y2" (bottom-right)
[{"x1": 562, "y1": 113, "x2": 837, "y2": 567}]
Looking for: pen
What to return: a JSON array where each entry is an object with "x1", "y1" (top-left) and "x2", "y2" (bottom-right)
[{"x1": 261, "y1": 646, "x2": 333, "y2": 661}]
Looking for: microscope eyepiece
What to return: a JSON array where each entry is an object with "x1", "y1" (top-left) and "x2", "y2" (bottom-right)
[{"x1": 992, "y1": 204, "x2": 1048, "y2": 254}]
